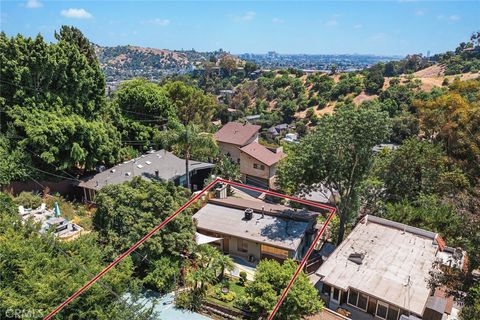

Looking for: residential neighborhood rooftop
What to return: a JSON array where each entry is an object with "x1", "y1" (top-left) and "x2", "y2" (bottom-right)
[
  {"x1": 240, "y1": 142, "x2": 285, "y2": 166},
  {"x1": 314, "y1": 215, "x2": 465, "y2": 316},
  {"x1": 193, "y1": 203, "x2": 310, "y2": 251},
  {"x1": 213, "y1": 122, "x2": 261, "y2": 146},
  {"x1": 78, "y1": 150, "x2": 214, "y2": 190},
  {"x1": 209, "y1": 196, "x2": 319, "y2": 222}
]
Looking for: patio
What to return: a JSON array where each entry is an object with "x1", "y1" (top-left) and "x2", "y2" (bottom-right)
[
  {"x1": 229, "y1": 255, "x2": 256, "y2": 281},
  {"x1": 328, "y1": 302, "x2": 374, "y2": 320}
]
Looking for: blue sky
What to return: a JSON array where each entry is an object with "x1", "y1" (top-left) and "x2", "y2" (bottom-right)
[{"x1": 1, "y1": 0, "x2": 479, "y2": 56}]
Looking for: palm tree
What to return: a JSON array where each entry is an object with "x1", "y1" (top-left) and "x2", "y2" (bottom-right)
[
  {"x1": 214, "y1": 253, "x2": 235, "y2": 281},
  {"x1": 159, "y1": 124, "x2": 218, "y2": 189}
]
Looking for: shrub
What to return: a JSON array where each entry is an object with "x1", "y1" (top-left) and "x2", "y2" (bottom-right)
[
  {"x1": 14, "y1": 192, "x2": 42, "y2": 209},
  {"x1": 239, "y1": 271, "x2": 247, "y2": 286},
  {"x1": 216, "y1": 289, "x2": 236, "y2": 302},
  {"x1": 174, "y1": 290, "x2": 204, "y2": 311}
]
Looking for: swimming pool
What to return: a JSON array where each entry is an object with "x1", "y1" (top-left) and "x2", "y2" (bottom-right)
[{"x1": 126, "y1": 291, "x2": 212, "y2": 320}]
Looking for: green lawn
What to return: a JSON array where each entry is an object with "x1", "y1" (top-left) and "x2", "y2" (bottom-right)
[{"x1": 206, "y1": 277, "x2": 247, "y2": 311}]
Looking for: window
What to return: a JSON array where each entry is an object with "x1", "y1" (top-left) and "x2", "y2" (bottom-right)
[
  {"x1": 237, "y1": 239, "x2": 248, "y2": 252},
  {"x1": 376, "y1": 301, "x2": 388, "y2": 319},
  {"x1": 347, "y1": 289, "x2": 368, "y2": 311},
  {"x1": 348, "y1": 290, "x2": 358, "y2": 305},
  {"x1": 260, "y1": 164, "x2": 265, "y2": 170},
  {"x1": 387, "y1": 306, "x2": 399, "y2": 320},
  {"x1": 253, "y1": 163, "x2": 258, "y2": 169},
  {"x1": 253, "y1": 163, "x2": 265, "y2": 170},
  {"x1": 331, "y1": 287, "x2": 341, "y2": 304}
]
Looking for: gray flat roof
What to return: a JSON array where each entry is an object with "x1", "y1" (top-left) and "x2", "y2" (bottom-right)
[
  {"x1": 78, "y1": 150, "x2": 214, "y2": 190},
  {"x1": 315, "y1": 215, "x2": 444, "y2": 315},
  {"x1": 193, "y1": 203, "x2": 310, "y2": 251}
]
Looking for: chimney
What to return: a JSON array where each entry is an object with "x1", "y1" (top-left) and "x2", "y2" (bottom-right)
[
  {"x1": 261, "y1": 206, "x2": 265, "y2": 218},
  {"x1": 155, "y1": 170, "x2": 159, "y2": 178},
  {"x1": 244, "y1": 208, "x2": 253, "y2": 220},
  {"x1": 215, "y1": 184, "x2": 227, "y2": 199}
]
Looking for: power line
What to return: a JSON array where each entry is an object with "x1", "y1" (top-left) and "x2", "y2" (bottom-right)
[{"x1": 0, "y1": 79, "x2": 169, "y2": 123}]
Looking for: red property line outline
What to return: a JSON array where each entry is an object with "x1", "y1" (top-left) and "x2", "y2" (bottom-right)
[{"x1": 44, "y1": 178, "x2": 336, "y2": 320}]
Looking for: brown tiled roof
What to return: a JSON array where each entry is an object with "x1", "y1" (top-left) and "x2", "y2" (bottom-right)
[
  {"x1": 213, "y1": 122, "x2": 260, "y2": 146},
  {"x1": 240, "y1": 142, "x2": 285, "y2": 166}
]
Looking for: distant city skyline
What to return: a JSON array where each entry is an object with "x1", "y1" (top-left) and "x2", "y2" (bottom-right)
[{"x1": 1, "y1": 0, "x2": 479, "y2": 56}]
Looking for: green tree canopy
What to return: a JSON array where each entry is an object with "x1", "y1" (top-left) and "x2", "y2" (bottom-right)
[
  {"x1": 114, "y1": 78, "x2": 177, "y2": 124},
  {"x1": 278, "y1": 104, "x2": 391, "y2": 243},
  {"x1": 93, "y1": 178, "x2": 195, "y2": 268},
  {"x1": 374, "y1": 138, "x2": 469, "y2": 202},
  {"x1": 163, "y1": 81, "x2": 218, "y2": 127},
  {"x1": 242, "y1": 259, "x2": 323, "y2": 319},
  {"x1": 0, "y1": 212, "x2": 151, "y2": 319}
]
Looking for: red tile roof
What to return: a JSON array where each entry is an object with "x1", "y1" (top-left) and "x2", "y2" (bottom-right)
[
  {"x1": 240, "y1": 142, "x2": 285, "y2": 166},
  {"x1": 214, "y1": 122, "x2": 260, "y2": 146}
]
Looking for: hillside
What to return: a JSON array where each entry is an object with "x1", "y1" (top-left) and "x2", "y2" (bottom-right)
[{"x1": 96, "y1": 45, "x2": 239, "y2": 81}]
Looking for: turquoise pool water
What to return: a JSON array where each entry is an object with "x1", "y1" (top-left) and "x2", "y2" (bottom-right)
[{"x1": 127, "y1": 292, "x2": 212, "y2": 320}]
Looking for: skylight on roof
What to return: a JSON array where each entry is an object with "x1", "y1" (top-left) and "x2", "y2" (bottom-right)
[{"x1": 137, "y1": 164, "x2": 144, "y2": 168}]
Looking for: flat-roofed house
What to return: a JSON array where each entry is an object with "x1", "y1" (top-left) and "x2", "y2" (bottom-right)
[
  {"x1": 78, "y1": 150, "x2": 214, "y2": 202},
  {"x1": 214, "y1": 122, "x2": 260, "y2": 163},
  {"x1": 239, "y1": 142, "x2": 285, "y2": 189},
  {"x1": 193, "y1": 196, "x2": 319, "y2": 263},
  {"x1": 311, "y1": 215, "x2": 467, "y2": 320}
]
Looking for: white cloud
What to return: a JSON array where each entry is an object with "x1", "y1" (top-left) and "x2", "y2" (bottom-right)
[
  {"x1": 60, "y1": 8, "x2": 93, "y2": 19},
  {"x1": 147, "y1": 18, "x2": 170, "y2": 26},
  {"x1": 354, "y1": 24, "x2": 363, "y2": 29},
  {"x1": 272, "y1": 17, "x2": 284, "y2": 24},
  {"x1": 437, "y1": 14, "x2": 461, "y2": 23},
  {"x1": 26, "y1": 0, "x2": 43, "y2": 9},
  {"x1": 448, "y1": 14, "x2": 460, "y2": 21},
  {"x1": 325, "y1": 19, "x2": 338, "y2": 27},
  {"x1": 233, "y1": 11, "x2": 256, "y2": 22},
  {"x1": 415, "y1": 9, "x2": 426, "y2": 16}
]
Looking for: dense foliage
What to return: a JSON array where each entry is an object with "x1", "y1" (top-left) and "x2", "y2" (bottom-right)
[
  {"x1": 278, "y1": 104, "x2": 391, "y2": 243},
  {"x1": 240, "y1": 259, "x2": 323, "y2": 319},
  {"x1": 93, "y1": 178, "x2": 194, "y2": 267}
]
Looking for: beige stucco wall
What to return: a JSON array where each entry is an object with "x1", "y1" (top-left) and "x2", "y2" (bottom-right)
[
  {"x1": 225, "y1": 236, "x2": 262, "y2": 261},
  {"x1": 218, "y1": 142, "x2": 242, "y2": 163},
  {"x1": 217, "y1": 134, "x2": 259, "y2": 163},
  {"x1": 239, "y1": 152, "x2": 272, "y2": 180}
]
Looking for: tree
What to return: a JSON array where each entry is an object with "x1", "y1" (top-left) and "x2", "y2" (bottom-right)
[
  {"x1": 278, "y1": 104, "x2": 391, "y2": 244},
  {"x1": 54, "y1": 25, "x2": 97, "y2": 64},
  {"x1": 415, "y1": 81, "x2": 480, "y2": 179},
  {"x1": 0, "y1": 134, "x2": 30, "y2": 187},
  {"x1": 143, "y1": 256, "x2": 181, "y2": 293},
  {"x1": 93, "y1": 178, "x2": 195, "y2": 268},
  {"x1": 0, "y1": 212, "x2": 152, "y2": 319},
  {"x1": 241, "y1": 259, "x2": 323, "y2": 319},
  {"x1": 382, "y1": 194, "x2": 462, "y2": 241},
  {"x1": 219, "y1": 56, "x2": 237, "y2": 76},
  {"x1": 163, "y1": 81, "x2": 218, "y2": 128},
  {"x1": 214, "y1": 253, "x2": 234, "y2": 281},
  {"x1": 0, "y1": 192, "x2": 15, "y2": 216},
  {"x1": 364, "y1": 63, "x2": 385, "y2": 94},
  {"x1": 114, "y1": 78, "x2": 177, "y2": 123},
  {"x1": 1, "y1": 28, "x2": 122, "y2": 173},
  {"x1": 374, "y1": 138, "x2": 468, "y2": 202},
  {"x1": 158, "y1": 124, "x2": 218, "y2": 189}
]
